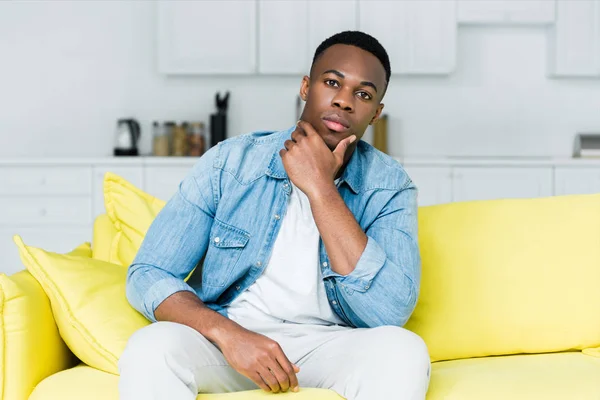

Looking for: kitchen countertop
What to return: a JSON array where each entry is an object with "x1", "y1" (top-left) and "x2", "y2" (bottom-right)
[{"x1": 1, "y1": 156, "x2": 600, "y2": 167}]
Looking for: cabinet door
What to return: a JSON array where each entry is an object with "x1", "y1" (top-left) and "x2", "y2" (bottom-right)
[
  {"x1": 308, "y1": 1, "x2": 358, "y2": 58},
  {"x1": 1, "y1": 227, "x2": 90, "y2": 276},
  {"x1": 92, "y1": 166, "x2": 144, "y2": 217},
  {"x1": 457, "y1": 0, "x2": 555, "y2": 24},
  {"x1": 359, "y1": 0, "x2": 456, "y2": 75},
  {"x1": 157, "y1": 0, "x2": 257, "y2": 74},
  {"x1": 554, "y1": 167, "x2": 600, "y2": 195},
  {"x1": 452, "y1": 167, "x2": 553, "y2": 202},
  {"x1": 548, "y1": 1, "x2": 600, "y2": 77},
  {"x1": 259, "y1": 0, "x2": 308, "y2": 75},
  {"x1": 144, "y1": 167, "x2": 191, "y2": 202},
  {"x1": 402, "y1": 166, "x2": 452, "y2": 206}
]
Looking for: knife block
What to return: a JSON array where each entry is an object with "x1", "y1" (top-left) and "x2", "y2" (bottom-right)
[{"x1": 210, "y1": 113, "x2": 227, "y2": 148}]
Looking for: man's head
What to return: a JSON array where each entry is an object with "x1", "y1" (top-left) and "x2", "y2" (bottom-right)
[{"x1": 299, "y1": 31, "x2": 390, "y2": 151}]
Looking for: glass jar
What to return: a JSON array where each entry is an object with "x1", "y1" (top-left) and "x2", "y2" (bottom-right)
[
  {"x1": 152, "y1": 121, "x2": 170, "y2": 157},
  {"x1": 188, "y1": 122, "x2": 206, "y2": 157}
]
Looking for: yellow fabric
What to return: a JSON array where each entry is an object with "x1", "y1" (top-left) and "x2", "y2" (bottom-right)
[
  {"x1": 427, "y1": 352, "x2": 600, "y2": 399},
  {"x1": 30, "y1": 364, "x2": 342, "y2": 400},
  {"x1": 0, "y1": 270, "x2": 76, "y2": 400},
  {"x1": 13, "y1": 236, "x2": 150, "y2": 375},
  {"x1": 406, "y1": 194, "x2": 600, "y2": 362},
  {"x1": 92, "y1": 213, "x2": 119, "y2": 263},
  {"x1": 103, "y1": 172, "x2": 165, "y2": 267}
]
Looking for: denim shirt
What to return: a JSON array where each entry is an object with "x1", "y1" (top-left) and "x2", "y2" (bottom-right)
[{"x1": 126, "y1": 125, "x2": 421, "y2": 328}]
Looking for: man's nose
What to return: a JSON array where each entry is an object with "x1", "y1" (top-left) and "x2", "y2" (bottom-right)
[{"x1": 332, "y1": 91, "x2": 354, "y2": 112}]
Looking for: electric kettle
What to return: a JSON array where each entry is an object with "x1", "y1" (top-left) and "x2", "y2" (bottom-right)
[{"x1": 114, "y1": 118, "x2": 141, "y2": 156}]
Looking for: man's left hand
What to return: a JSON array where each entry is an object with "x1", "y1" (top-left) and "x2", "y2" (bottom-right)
[{"x1": 279, "y1": 120, "x2": 356, "y2": 198}]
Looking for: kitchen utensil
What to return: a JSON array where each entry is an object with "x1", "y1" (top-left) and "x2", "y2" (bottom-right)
[{"x1": 114, "y1": 118, "x2": 141, "y2": 156}]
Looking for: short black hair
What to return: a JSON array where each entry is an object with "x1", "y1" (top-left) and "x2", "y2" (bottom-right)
[{"x1": 311, "y1": 30, "x2": 391, "y2": 86}]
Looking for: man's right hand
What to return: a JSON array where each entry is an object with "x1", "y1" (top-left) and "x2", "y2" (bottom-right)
[{"x1": 216, "y1": 325, "x2": 300, "y2": 393}]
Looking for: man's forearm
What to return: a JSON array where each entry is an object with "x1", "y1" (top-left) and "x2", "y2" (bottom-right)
[
  {"x1": 308, "y1": 182, "x2": 367, "y2": 276},
  {"x1": 154, "y1": 291, "x2": 238, "y2": 349}
]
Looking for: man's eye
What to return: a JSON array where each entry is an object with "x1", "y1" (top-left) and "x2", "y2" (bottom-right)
[
  {"x1": 357, "y1": 91, "x2": 372, "y2": 100},
  {"x1": 325, "y1": 79, "x2": 339, "y2": 87}
]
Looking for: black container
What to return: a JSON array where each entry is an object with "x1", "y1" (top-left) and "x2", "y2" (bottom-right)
[{"x1": 210, "y1": 113, "x2": 226, "y2": 148}]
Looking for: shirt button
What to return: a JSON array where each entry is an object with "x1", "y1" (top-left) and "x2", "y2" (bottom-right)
[
  {"x1": 283, "y1": 183, "x2": 289, "y2": 189},
  {"x1": 332, "y1": 300, "x2": 337, "y2": 305},
  {"x1": 214, "y1": 237, "x2": 220, "y2": 243},
  {"x1": 322, "y1": 262, "x2": 328, "y2": 267},
  {"x1": 365, "y1": 285, "x2": 370, "y2": 289},
  {"x1": 256, "y1": 261, "x2": 262, "y2": 267},
  {"x1": 274, "y1": 214, "x2": 280, "y2": 220},
  {"x1": 235, "y1": 285, "x2": 241, "y2": 291}
]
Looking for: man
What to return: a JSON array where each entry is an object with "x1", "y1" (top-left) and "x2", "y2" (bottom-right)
[{"x1": 120, "y1": 31, "x2": 430, "y2": 400}]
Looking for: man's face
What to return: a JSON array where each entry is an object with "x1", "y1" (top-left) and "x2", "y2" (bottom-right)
[{"x1": 299, "y1": 44, "x2": 387, "y2": 151}]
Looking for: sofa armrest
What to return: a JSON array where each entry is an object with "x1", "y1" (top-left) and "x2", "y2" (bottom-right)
[{"x1": 1, "y1": 270, "x2": 77, "y2": 400}]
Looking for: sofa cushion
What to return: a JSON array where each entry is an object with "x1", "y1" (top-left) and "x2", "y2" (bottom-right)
[
  {"x1": 103, "y1": 172, "x2": 165, "y2": 267},
  {"x1": 13, "y1": 235, "x2": 150, "y2": 375},
  {"x1": 405, "y1": 194, "x2": 600, "y2": 361},
  {"x1": 0, "y1": 269, "x2": 76, "y2": 400},
  {"x1": 29, "y1": 364, "x2": 342, "y2": 400},
  {"x1": 428, "y1": 352, "x2": 600, "y2": 399},
  {"x1": 92, "y1": 213, "x2": 119, "y2": 263}
]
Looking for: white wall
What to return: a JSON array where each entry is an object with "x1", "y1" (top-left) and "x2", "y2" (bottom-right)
[{"x1": 0, "y1": 1, "x2": 598, "y2": 159}]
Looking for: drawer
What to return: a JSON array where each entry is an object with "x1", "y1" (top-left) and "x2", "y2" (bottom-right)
[
  {"x1": 0, "y1": 166, "x2": 92, "y2": 196},
  {"x1": 144, "y1": 167, "x2": 191, "y2": 201},
  {"x1": 92, "y1": 166, "x2": 144, "y2": 217},
  {"x1": 0, "y1": 197, "x2": 92, "y2": 226},
  {"x1": 0, "y1": 226, "x2": 91, "y2": 276}
]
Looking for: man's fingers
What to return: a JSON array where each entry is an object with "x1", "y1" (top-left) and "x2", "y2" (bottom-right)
[
  {"x1": 268, "y1": 362, "x2": 291, "y2": 392},
  {"x1": 333, "y1": 135, "x2": 356, "y2": 161},
  {"x1": 258, "y1": 366, "x2": 281, "y2": 393},
  {"x1": 297, "y1": 120, "x2": 318, "y2": 137},
  {"x1": 291, "y1": 127, "x2": 306, "y2": 143},
  {"x1": 283, "y1": 139, "x2": 296, "y2": 151},
  {"x1": 276, "y1": 352, "x2": 300, "y2": 392},
  {"x1": 250, "y1": 372, "x2": 271, "y2": 392}
]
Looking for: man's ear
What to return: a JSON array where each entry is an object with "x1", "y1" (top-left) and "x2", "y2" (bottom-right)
[
  {"x1": 300, "y1": 76, "x2": 310, "y2": 101},
  {"x1": 369, "y1": 103, "x2": 385, "y2": 125}
]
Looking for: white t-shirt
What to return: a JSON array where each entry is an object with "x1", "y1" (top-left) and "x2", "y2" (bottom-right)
[{"x1": 226, "y1": 180, "x2": 345, "y2": 326}]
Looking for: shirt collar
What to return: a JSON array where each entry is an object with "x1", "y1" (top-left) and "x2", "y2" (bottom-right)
[{"x1": 265, "y1": 125, "x2": 365, "y2": 194}]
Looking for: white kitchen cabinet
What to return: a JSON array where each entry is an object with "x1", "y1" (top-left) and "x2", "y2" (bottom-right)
[
  {"x1": 144, "y1": 167, "x2": 191, "y2": 202},
  {"x1": 157, "y1": 0, "x2": 257, "y2": 74},
  {"x1": 359, "y1": 0, "x2": 456, "y2": 75},
  {"x1": 554, "y1": 167, "x2": 600, "y2": 195},
  {"x1": 452, "y1": 167, "x2": 553, "y2": 202},
  {"x1": 403, "y1": 166, "x2": 453, "y2": 206},
  {"x1": 1, "y1": 227, "x2": 91, "y2": 276},
  {"x1": 92, "y1": 166, "x2": 144, "y2": 217},
  {"x1": 259, "y1": 0, "x2": 357, "y2": 75},
  {"x1": 548, "y1": 0, "x2": 600, "y2": 78},
  {"x1": 457, "y1": 0, "x2": 555, "y2": 24},
  {"x1": 307, "y1": 1, "x2": 358, "y2": 59},
  {"x1": 258, "y1": 0, "x2": 309, "y2": 75}
]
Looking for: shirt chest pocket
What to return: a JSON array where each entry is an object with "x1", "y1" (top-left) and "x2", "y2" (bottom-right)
[{"x1": 203, "y1": 219, "x2": 250, "y2": 287}]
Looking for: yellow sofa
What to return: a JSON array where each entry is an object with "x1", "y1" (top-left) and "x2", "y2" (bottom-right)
[{"x1": 2, "y1": 174, "x2": 600, "y2": 400}]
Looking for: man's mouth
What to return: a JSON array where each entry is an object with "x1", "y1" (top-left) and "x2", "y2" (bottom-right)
[{"x1": 322, "y1": 113, "x2": 351, "y2": 133}]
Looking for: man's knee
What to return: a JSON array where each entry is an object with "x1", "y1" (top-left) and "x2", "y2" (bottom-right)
[
  {"x1": 119, "y1": 321, "x2": 192, "y2": 372},
  {"x1": 356, "y1": 326, "x2": 430, "y2": 388}
]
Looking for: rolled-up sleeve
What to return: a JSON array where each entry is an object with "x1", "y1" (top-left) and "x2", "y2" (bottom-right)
[
  {"x1": 125, "y1": 145, "x2": 219, "y2": 322},
  {"x1": 325, "y1": 184, "x2": 421, "y2": 328}
]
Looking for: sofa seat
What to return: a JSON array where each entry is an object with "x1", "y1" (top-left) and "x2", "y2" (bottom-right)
[
  {"x1": 28, "y1": 364, "x2": 342, "y2": 399},
  {"x1": 28, "y1": 352, "x2": 600, "y2": 399},
  {"x1": 428, "y1": 352, "x2": 600, "y2": 399}
]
